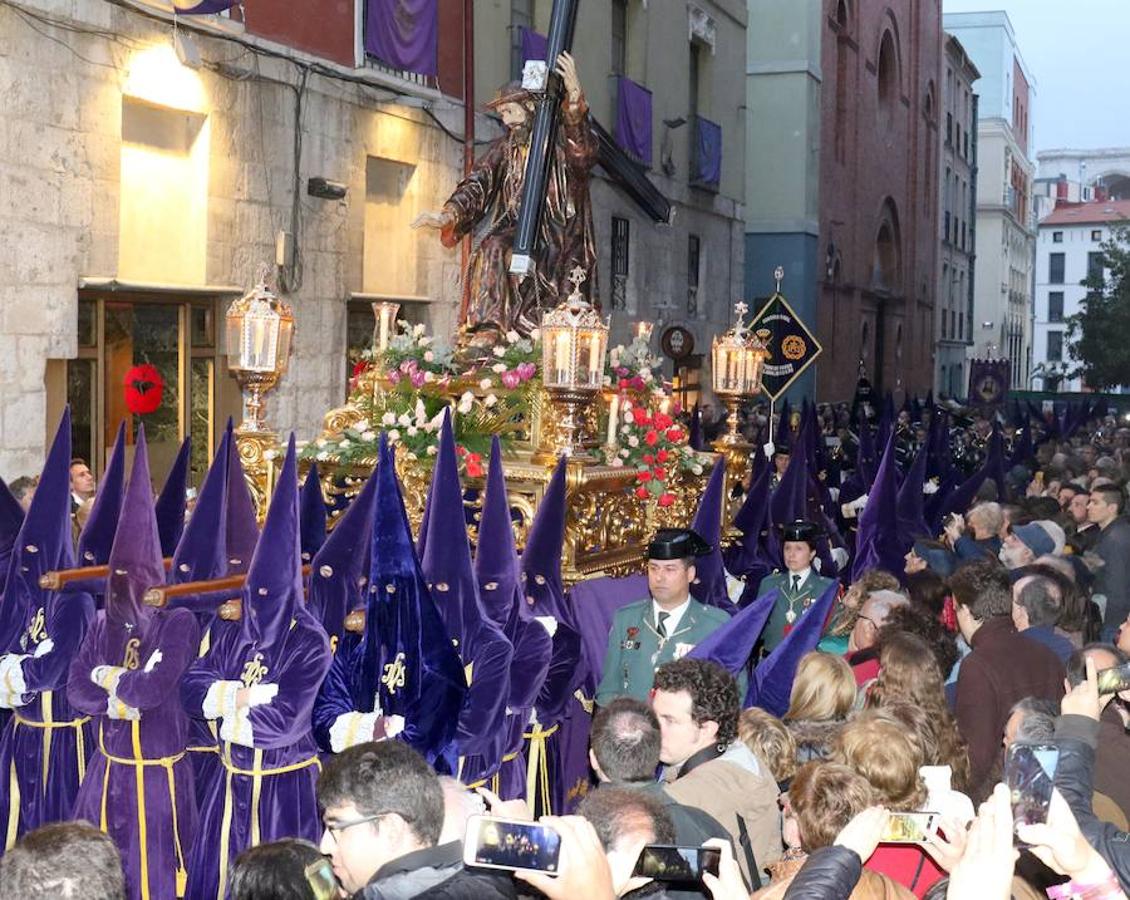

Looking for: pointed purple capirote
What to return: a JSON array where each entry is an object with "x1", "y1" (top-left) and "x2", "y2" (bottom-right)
[
  {"x1": 365, "y1": 433, "x2": 465, "y2": 772},
  {"x1": 154, "y1": 436, "x2": 191, "y2": 558},
  {"x1": 0, "y1": 408, "x2": 78, "y2": 651},
  {"x1": 857, "y1": 421, "x2": 877, "y2": 490},
  {"x1": 299, "y1": 463, "x2": 327, "y2": 563},
  {"x1": 896, "y1": 441, "x2": 930, "y2": 541},
  {"x1": 76, "y1": 421, "x2": 127, "y2": 566},
  {"x1": 475, "y1": 436, "x2": 521, "y2": 632},
  {"x1": 0, "y1": 478, "x2": 24, "y2": 598},
  {"x1": 520, "y1": 455, "x2": 570, "y2": 625},
  {"x1": 688, "y1": 458, "x2": 733, "y2": 611},
  {"x1": 224, "y1": 420, "x2": 260, "y2": 573},
  {"x1": 688, "y1": 588, "x2": 777, "y2": 675},
  {"x1": 309, "y1": 463, "x2": 377, "y2": 644},
  {"x1": 171, "y1": 424, "x2": 234, "y2": 588},
  {"x1": 689, "y1": 404, "x2": 704, "y2": 451},
  {"x1": 240, "y1": 435, "x2": 303, "y2": 663},
  {"x1": 851, "y1": 430, "x2": 902, "y2": 581},
  {"x1": 104, "y1": 425, "x2": 165, "y2": 655},
  {"x1": 770, "y1": 428, "x2": 809, "y2": 528}
]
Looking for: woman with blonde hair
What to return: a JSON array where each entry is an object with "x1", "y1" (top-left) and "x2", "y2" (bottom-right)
[{"x1": 784, "y1": 651, "x2": 858, "y2": 763}]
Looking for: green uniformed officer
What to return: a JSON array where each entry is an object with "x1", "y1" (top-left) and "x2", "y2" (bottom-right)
[
  {"x1": 595, "y1": 528, "x2": 730, "y2": 706},
  {"x1": 757, "y1": 520, "x2": 837, "y2": 653}
]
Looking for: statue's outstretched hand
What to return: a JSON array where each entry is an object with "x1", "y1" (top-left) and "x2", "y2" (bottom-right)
[
  {"x1": 555, "y1": 51, "x2": 582, "y2": 104},
  {"x1": 411, "y1": 210, "x2": 452, "y2": 230}
]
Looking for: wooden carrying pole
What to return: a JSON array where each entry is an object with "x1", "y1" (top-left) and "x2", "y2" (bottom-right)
[
  {"x1": 39, "y1": 559, "x2": 173, "y2": 591},
  {"x1": 141, "y1": 564, "x2": 313, "y2": 609}
]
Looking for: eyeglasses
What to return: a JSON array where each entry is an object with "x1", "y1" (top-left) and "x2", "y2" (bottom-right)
[
  {"x1": 857, "y1": 615, "x2": 881, "y2": 631},
  {"x1": 322, "y1": 813, "x2": 389, "y2": 846}
]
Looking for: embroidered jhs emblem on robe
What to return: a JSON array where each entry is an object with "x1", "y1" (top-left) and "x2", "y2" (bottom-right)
[
  {"x1": 28, "y1": 608, "x2": 47, "y2": 645},
  {"x1": 241, "y1": 652, "x2": 269, "y2": 687},
  {"x1": 123, "y1": 637, "x2": 141, "y2": 671},
  {"x1": 382, "y1": 652, "x2": 407, "y2": 695}
]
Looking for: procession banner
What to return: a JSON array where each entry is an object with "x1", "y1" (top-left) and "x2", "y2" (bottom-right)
[
  {"x1": 967, "y1": 358, "x2": 1011, "y2": 411},
  {"x1": 750, "y1": 292, "x2": 822, "y2": 401}
]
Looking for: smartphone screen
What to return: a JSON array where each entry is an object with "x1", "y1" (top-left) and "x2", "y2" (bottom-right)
[
  {"x1": 632, "y1": 845, "x2": 721, "y2": 882},
  {"x1": 1096, "y1": 661, "x2": 1130, "y2": 695},
  {"x1": 879, "y1": 812, "x2": 938, "y2": 843},
  {"x1": 463, "y1": 816, "x2": 561, "y2": 874},
  {"x1": 1006, "y1": 743, "x2": 1060, "y2": 827}
]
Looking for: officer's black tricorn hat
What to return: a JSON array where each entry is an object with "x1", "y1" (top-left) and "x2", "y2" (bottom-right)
[{"x1": 647, "y1": 528, "x2": 712, "y2": 560}]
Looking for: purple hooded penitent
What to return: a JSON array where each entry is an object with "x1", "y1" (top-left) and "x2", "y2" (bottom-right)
[
  {"x1": 76, "y1": 420, "x2": 126, "y2": 568},
  {"x1": 154, "y1": 436, "x2": 191, "y2": 558}
]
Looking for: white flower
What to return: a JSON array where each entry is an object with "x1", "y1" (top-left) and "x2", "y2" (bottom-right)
[
  {"x1": 491, "y1": 363, "x2": 507, "y2": 373},
  {"x1": 460, "y1": 391, "x2": 475, "y2": 404},
  {"x1": 413, "y1": 323, "x2": 426, "y2": 337},
  {"x1": 429, "y1": 410, "x2": 447, "y2": 430},
  {"x1": 418, "y1": 336, "x2": 432, "y2": 346},
  {"x1": 315, "y1": 438, "x2": 327, "y2": 448},
  {"x1": 424, "y1": 370, "x2": 435, "y2": 382},
  {"x1": 692, "y1": 465, "x2": 703, "y2": 476},
  {"x1": 610, "y1": 457, "x2": 623, "y2": 467},
  {"x1": 354, "y1": 419, "x2": 370, "y2": 432},
  {"x1": 493, "y1": 346, "x2": 507, "y2": 358},
  {"x1": 426, "y1": 445, "x2": 438, "y2": 456},
  {"x1": 407, "y1": 426, "x2": 419, "y2": 437},
  {"x1": 405, "y1": 451, "x2": 417, "y2": 460},
  {"x1": 609, "y1": 349, "x2": 621, "y2": 367},
  {"x1": 621, "y1": 425, "x2": 632, "y2": 435},
  {"x1": 639, "y1": 367, "x2": 651, "y2": 379},
  {"x1": 506, "y1": 330, "x2": 521, "y2": 343},
  {"x1": 388, "y1": 429, "x2": 400, "y2": 443},
  {"x1": 397, "y1": 413, "x2": 412, "y2": 427},
  {"x1": 619, "y1": 448, "x2": 630, "y2": 458},
  {"x1": 623, "y1": 411, "x2": 634, "y2": 424},
  {"x1": 529, "y1": 327, "x2": 541, "y2": 341},
  {"x1": 361, "y1": 431, "x2": 376, "y2": 442},
  {"x1": 339, "y1": 439, "x2": 351, "y2": 449},
  {"x1": 264, "y1": 448, "x2": 278, "y2": 460},
  {"x1": 423, "y1": 350, "x2": 435, "y2": 362},
  {"x1": 315, "y1": 451, "x2": 329, "y2": 461},
  {"x1": 458, "y1": 399, "x2": 474, "y2": 415},
  {"x1": 415, "y1": 398, "x2": 427, "y2": 423},
  {"x1": 479, "y1": 378, "x2": 493, "y2": 390},
  {"x1": 602, "y1": 375, "x2": 612, "y2": 386},
  {"x1": 381, "y1": 412, "x2": 397, "y2": 426},
  {"x1": 485, "y1": 394, "x2": 498, "y2": 407},
  {"x1": 628, "y1": 436, "x2": 639, "y2": 448}
]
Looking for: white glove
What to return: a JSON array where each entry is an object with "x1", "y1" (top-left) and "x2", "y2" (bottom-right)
[
  {"x1": 831, "y1": 546, "x2": 850, "y2": 570},
  {"x1": 534, "y1": 616, "x2": 558, "y2": 638},
  {"x1": 246, "y1": 683, "x2": 279, "y2": 708},
  {"x1": 90, "y1": 665, "x2": 125, "y2": 692},
  {"x1": 106, "y1": 696, "x2": 140, "y2": 720},
  {"x1": 32, "y1": 639, "x2": 54, "y2": 658},
  {"x1": 385, "y1": 714, "x2": 405, "y2": 739},
  {"x1": 142, "y1": 650, "x2": 162, "y2": 673},
  {"x1": 763, "y1": 441, "x2": 775, "y2": 459}
]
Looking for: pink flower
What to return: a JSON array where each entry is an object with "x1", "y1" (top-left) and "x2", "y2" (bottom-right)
[
  {"x1": 386, "y1": 370, "x2": 402, "y2": 385},
  {"x1": 616, "y1": 366, "x2": 629, "y2": 377},
  {"x1": 500, "y1": 370, "x2": 521, "y2": 389},
  {"x1": 410, "y1": 369, "x2": 426, "y2": 388},
  {"x1": 516, "y1": 362, "x2": 537, "y2": 381},
  {"x1": 630, "y1": 376, "x2": 645, "y2": 391}
]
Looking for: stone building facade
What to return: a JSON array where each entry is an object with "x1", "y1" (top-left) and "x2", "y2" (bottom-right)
[{"x1": 0, "y1": 0, "x2": 746, "y2": 481}]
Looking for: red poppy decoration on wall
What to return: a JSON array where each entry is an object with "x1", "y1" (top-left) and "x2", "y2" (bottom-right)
[{"x1": 123, "y1": 364, "x2": 164, "y2": 415}]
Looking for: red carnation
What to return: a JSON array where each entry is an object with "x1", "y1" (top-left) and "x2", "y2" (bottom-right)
[
  {"x1": 654, "y1": 466, "x2": 666, "y2": 480},
  {"x1": 666, "y1": 428, "x2": 683, "y2": 442},
  {"x1": 642, "y1": 453, "x2": 654, "y2": 465},
  {"x1": 635, "y1": 486, "x2": 649, "y2": 499},
  {"x1": 657, "y1": 449, "x2": 669, "y2": 463},
  {"x1": 654, "y1": 413, "x2": 673, "y2": 430},
  {"x1": 637, "y1": 470, "x2": 652, "y2": 482},
  {"x1": 657, "y1": 492, "x2": 675, "y2": 508},
  {"x1": 467, "y1": 459, "x2": 483, "y2": 478},
  {"x1": 644, "y1": 430, "x2": 659, "y2": 447}
]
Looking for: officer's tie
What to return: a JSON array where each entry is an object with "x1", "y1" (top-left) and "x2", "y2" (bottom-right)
[
  {"x1": 656, "y1": 610, "x2": 670, "y2": 638},
  {"x1": 791, "y1": 574, "x2": 801, "y2": 593}
]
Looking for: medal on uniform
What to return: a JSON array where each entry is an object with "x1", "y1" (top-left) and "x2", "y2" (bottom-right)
[{"x1": 785, "y1": 609, "x2": 797, "y2": 624}]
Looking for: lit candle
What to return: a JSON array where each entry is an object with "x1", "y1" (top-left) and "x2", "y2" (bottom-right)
[
  {"x1": 555, "y1": 331, "x2": 571, "y2": 385},
  {"x1": 659, "y1": 396, "x2": 671, "y2": 416},
  {"x1": 378, "y1": 309, "x2": 390, "y2": 351},
  {"x1": 588, "y1": 333, "x2": 602, "y2": 385},
  {"x1": 607, "y1": 393, "x2": 620, "y2": 447}
]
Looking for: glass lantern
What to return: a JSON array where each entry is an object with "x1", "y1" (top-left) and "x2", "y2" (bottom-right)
[
  {"x1": 711, "y1": 301, "x2": 768, "y2": 447},
  {"x1": 225, "y1": 268, "x2": 294, "y2": 434},
  {"x1": 371, "y1": 300, "x2": 400, "y2": 355}
]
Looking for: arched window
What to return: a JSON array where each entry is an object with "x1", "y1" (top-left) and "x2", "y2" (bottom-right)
[
  {"x1": 872, "y1": 199, "x2": 902, "y2": 292},
  {"x1": 877, "y1": 29, "x2": 898, "y2": 130}
]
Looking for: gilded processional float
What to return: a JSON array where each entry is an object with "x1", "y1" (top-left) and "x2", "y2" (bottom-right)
[{"x1": 221, "y1": 9, "x2": 776, "y2": 577}]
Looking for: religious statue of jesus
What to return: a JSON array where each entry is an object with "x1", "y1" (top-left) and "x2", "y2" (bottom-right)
[{"x1": 412, "y1": 52, "x2": 599, "y2": 342}]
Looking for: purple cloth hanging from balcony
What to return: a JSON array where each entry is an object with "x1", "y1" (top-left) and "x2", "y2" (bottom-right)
[
  {"x1": 614, "y1": 76, "x2": 653, "y2": 168},
  {"x1": 365, "y1": 0, "x2": 438, "y2": 77},
  {"x1": 692, "y1": 116, "x2": 722, "y2": 187},
  {"x1": 173, "y1": 0, "x2": 238, "y2": 12},
  {"x1": 520, "y1": 27, "x2": 548, "y2": 63}
]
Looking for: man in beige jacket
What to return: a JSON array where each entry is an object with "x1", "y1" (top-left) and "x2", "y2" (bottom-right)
[{"x1": 653, "y1": 659, "x2": 782, "y2": 888}]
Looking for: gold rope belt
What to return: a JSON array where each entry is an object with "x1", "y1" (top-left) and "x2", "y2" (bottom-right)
[
  {"x1": 216, "y1": 742, "x2": 322, "y2": 900},
  {"x1": 5, "y1": 691, "x2": 90, "y2": 851},
  {"x1": 523, "y1": 724, "x2": 559, "y2": 813},
  {"x1": 97, "y1": 722, "x2": 188, "y2": 899}
]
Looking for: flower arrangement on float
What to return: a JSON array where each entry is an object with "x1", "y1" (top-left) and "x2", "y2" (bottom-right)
[{"x1": 302, "y1": 322, "x2": 540, "y2": 472}]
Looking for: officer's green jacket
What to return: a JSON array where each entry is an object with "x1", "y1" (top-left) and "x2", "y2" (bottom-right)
[
  {"x1": 595, "y1": 597, "x2": 730, "y2": 705},
  {"x1": 757, "y1": 569, "x2": 837, "y2": 654}
]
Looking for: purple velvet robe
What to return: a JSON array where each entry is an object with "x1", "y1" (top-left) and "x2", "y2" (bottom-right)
[
  {"x1": 488, "y1": 617, "x2": 552, "y2": 799},
  {"x1": 0, "y1": 592, "x2": 95, "y2": 847},
  {"x1": 181, "y1": 611, "x2": 330, "y2": 900},
  {"x1": 311, "y1": 630, "x2": 371, "y2": 753},
  {"x1": 68, "y1": 608, "x2": 200, "y2": 900},
  {"x1": 454, "y1": 626, "x2": 514, "y2": 785}
]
